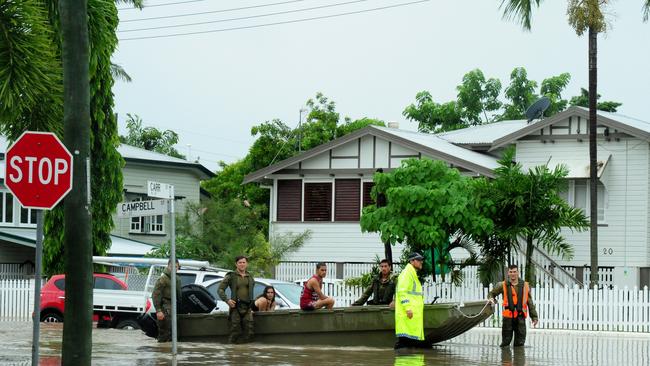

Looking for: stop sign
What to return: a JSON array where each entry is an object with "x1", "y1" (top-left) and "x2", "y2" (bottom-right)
[{"x1": 4, "y1": 131, "x2": 73, "y2": 209}]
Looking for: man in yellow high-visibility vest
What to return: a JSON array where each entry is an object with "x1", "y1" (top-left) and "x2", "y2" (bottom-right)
[{"x1": 394, "y1": 252, "x2": 430, "y2": 349}]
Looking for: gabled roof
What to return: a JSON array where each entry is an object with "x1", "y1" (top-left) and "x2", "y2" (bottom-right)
[
  {"x1": 0, "y1": 136, "x2": 214, "y2": 179},
  {"x1": 490, "y1": 106, "x2": 650, "y2": 151},
  {"x1": 243, "y1": 125, "x2": 499, "y2": 184},
  {"x1": 437, "y1": 119, "x2": 528, "y2": 145}
]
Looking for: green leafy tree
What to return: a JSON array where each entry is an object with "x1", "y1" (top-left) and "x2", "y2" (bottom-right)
[
  {"x1": 569, "y1": 88, "x2": 622, "y2": 112},
  {"x1": 540, "y1": 72, "x2": 572, "y2": 116},
  {"x1": 402, "y1": 92, "x2": 463, "y2": 133},
  {"x1": 456, "y1": 69, "x2": 502, "y2": 125},
  {"x1": 119, "y1": 113, "x2": 185, "y2": 159},
  {"x1": 500, "y1": 67, "x2": 538, "y2": 120},
  {"x1": 360, "y1": 158, "x2": 493, "y2": 280}
]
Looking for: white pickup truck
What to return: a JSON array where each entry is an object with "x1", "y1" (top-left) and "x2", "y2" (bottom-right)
[{"x1": 93, "y1": 289, "x2": 149, "y2": 329}]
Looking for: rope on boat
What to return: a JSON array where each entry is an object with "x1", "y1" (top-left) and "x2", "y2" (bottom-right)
[{"x1": 453, "y1": 301, "x2": 493, "y2": 319}]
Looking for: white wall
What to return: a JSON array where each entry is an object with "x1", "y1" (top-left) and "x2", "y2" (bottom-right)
[
  {"x1": 516, "y1": 137, "x2": 649, "y2": 268},
  {"x1": 272, "y1": 222, "x2": 405, "y2": 263}
]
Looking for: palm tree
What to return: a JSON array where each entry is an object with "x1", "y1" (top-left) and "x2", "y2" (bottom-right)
[{"x1": 499, "y1": 0, "x2": 650, "y2": 287}]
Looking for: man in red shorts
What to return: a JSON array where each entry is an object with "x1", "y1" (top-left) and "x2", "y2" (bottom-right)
[{"x1": 300, "y1": 262, "x2": 335, "y2": 311}]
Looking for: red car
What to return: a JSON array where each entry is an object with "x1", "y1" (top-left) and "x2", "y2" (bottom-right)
[{"x1": 39, "y1": 273, "x2": 128, "y2": 323}]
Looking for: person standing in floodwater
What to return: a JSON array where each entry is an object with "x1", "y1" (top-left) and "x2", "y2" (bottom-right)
[
  {"x1": 394, "y1": 252, "x2": 430, "y2": 349},
  {"x1": 218, "y1": 255, "x2": 255, "y2": 343},
  {"x1": 151, "y1": 258, "x2": 181, "y2": 343},
  {"x1": 488, "y1": 264, "x2": 539, "y2": 347}
]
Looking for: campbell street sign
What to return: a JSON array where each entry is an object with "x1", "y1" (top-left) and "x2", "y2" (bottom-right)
[{"x1": 116, "y1": 199, "x2": 169, "y2": 218}]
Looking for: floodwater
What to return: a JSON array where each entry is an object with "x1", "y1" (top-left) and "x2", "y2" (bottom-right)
[{"x1": 1, "y1": 322, "x2": 649, "y2": 366}]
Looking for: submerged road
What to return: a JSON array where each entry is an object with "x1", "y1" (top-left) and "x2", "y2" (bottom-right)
[{"x1": 1, "y1": 321, "x2": 649, "y2": 365}]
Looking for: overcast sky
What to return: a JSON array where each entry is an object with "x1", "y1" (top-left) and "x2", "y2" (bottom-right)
[{"x1": 112, "y1": 0, "x2": 650, "y2": 172}]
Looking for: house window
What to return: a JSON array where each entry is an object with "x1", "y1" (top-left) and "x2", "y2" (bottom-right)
[
  {"x1": 0, "y1": 192, "x2": 14, "y2": 224},
  {"x1": 334, "y1": 179, "x2": 360, "y2": 221},
  {"x1": 304, "y1": 182, "x2": 332, "y2": 221},
  {"x1": 20, "y1": 207, "x2": 37, "y2": 225},
  {"x1": 362, "y1": 182, "x2": 375, "y2": 208},
  {"x1": 128, "y1": 197, "x2": 165, "y2": 234},
  {"x1": 570, "y1": 180, "x2": 606, "y2": 222},
  {"x1": 277, "y1": 180, "x2": 301, "y2": 221},
  {"x1": 150, "y1": 215, "x2": 164, "y2": 233}
]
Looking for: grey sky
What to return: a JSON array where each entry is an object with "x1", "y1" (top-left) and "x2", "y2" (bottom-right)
[{"x1": 113, "y1": 0, "x2": 650, "y2": 172}]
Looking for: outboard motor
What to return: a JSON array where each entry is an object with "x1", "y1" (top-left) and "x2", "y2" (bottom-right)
[{"x1": 179, "y1": 284, "x2": 217, "y2": 314}]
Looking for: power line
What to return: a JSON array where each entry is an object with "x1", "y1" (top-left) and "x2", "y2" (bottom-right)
[
  {"x1": 119, "y1": 0, "x2": 430, "y2": 41},
  {"x1": 118, "y1": 0, "x2": 209, "y2": 11},
  {"x1": 120, "y1": 0, "x2": 369, "y2": 33},
  {"x1": 121, "y1": 0, "x2": 308, "y2": 22},
  {"x1": 119, "y1": 0, "x2": 370, "y2": 33}
]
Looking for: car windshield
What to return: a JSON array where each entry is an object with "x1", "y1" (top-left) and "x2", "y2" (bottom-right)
[{"x1": 272, "y1": 283, "x2": 302, "y2": 305}]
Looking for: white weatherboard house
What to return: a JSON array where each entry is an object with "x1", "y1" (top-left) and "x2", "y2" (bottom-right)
[
  {"x1": 244, "y1": 124, "x2": 502, "y2": 265},
  {"x1": 245, "y1": 106, "x2": 650, "y2": 288}
]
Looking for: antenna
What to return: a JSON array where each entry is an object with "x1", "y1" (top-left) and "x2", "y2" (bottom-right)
[{"x1": 525, "y1": 96, "x2": 551, "y2": 123}]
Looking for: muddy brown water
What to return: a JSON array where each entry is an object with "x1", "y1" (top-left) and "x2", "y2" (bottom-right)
[{"x1": 1, "y1": 322, "x2": 649, "y2": 365}]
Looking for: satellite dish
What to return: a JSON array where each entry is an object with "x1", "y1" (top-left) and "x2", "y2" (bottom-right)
[{"x1": 525, "y1": 96, "x2": 551, "y2": 123}]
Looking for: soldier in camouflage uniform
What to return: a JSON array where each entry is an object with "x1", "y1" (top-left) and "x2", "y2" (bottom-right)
[
  {"x1": 218, "y1": 255, "x2": 255, "y2": 343},
  {"x1": 152, "y1": 258, "x2": 181, "y2": 343}
]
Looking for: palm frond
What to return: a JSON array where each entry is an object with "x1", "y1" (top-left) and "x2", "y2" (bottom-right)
[
  {"x1": 110, "y1": 63, "x2": 132, "y2": 82},
  {"x1": 499, "y1": 0, "x2": 542, "y2": 30}
]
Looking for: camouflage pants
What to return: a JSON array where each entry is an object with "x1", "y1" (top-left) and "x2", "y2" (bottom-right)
[
  {"x1": 501, "y1": 317, "x2": 527, "y2": 347},
  {"x1": 229, "y1": 306, "x2": 254, "y2": 343},
  {"x1": 157, "y1": 305, "x2": 172, "y2": 342}
]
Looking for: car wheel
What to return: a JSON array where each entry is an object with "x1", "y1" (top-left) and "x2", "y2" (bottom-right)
[
  {"x1": 115, "y1": 319, "x2": 140, "y2": 330},
  {"x1": 41, "y1": 312, "x2": 63, "y2": 323}
]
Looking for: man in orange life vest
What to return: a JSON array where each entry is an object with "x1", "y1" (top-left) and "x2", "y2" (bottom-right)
[{"x1": 488, "y1": 264, "x2": 538, "y2": 347}]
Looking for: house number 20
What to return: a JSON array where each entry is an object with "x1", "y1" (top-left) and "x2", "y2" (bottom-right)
[{"x1": 602, "y1": 248, "x2": 614, "y2": 255}]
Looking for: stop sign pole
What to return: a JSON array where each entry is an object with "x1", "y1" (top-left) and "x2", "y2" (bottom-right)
[{"x1": 4, "y1": 131, "x2": 73, "y2": 366}]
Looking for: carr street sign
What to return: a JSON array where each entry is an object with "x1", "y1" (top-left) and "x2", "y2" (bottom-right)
[
  {"x1": 116, "y1": 199, "x2": 169, "y2": 218},
  {"x1": 148, "y1": 180, "x2": 174, "y2": 199}
]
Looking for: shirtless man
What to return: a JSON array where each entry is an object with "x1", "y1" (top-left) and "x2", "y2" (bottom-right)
[{"x1": 300, "y1": 262, "x2": 335, "y2": 310}]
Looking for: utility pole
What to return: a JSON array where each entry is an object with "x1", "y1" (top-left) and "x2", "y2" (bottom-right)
[
  {"x1": 59, "y1": 0, "x2": 93, "y2": 364},
  {"x1": 298, "y1": 108, "x2": 307, "y2": 152},
  {"x1": 588, "y1": 26, "x2": 599, "y2": 288}
]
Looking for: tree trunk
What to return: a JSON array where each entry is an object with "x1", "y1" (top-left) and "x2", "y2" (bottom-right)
[
  {"x1": 525, "y1": 235, "x2": 535, "y2": 286},
  {"x1": 588, "y1": 26, "x2": 599, "y2": 288},
  {"x1": 384, "y1": 240, "x2": 392, "y2": 268},
  {"x1": 59, "y1": 1, "x2": 92, "y2": 365},
  {"x1": 430, "y1": 246, "x2": 436, "y2": 283}
]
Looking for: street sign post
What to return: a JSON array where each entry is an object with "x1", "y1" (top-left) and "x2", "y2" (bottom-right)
[
  {"x1": 4, "y1": 131, "x2": 73, "y2": 366},
  {"x1": 116, "y1": 199, "x2": 169, "y2": 218},
  {"x1": 147, "y1": 181, "x2": 178, "y2": 356}
]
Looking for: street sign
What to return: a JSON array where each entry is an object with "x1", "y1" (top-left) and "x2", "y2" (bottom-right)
[
  {"x1": 116, "y1": 199, "x2": 169, "y2": 218},
  {"x1": 5, "y1": 131, "x2": 73, "y2": 209},
  {"x1": 148, "y1": 181, "x2": 174, "y2": 199}
]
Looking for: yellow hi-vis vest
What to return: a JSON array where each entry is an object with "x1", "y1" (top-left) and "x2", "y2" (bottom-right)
[{"x1": 395, "y1": 263, "x2": 424, "y2": 340}]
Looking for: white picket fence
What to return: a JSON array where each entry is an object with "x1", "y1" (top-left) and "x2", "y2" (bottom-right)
[
  {"x1": 0, "y1": 279, "x2": 35, "y2": 320},
  {"x1": 3, "y1": 277, "x2": 649, "y2": 333}
]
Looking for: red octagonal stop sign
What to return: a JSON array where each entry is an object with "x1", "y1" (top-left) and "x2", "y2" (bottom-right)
[{"x1": 4, "y1": 131, "x2": 73, "y2": 210}]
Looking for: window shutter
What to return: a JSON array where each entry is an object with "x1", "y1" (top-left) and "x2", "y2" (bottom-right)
[
  {"x1": 362, "y1": 182, "x2": 375, "y2": 208},
  {"x1": 335, "y1": 179, "x2": 361, "y2": 221},
  {"x1": 277, "y1": 180, "x2": 302, "y2": 221},
  {"x1": 304, "y1": 183, "x2": 332, "y2": 221}
]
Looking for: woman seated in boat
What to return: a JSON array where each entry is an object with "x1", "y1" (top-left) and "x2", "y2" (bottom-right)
[{"x1": 254, "y1": 285, "x2": 277, "y2": 311}]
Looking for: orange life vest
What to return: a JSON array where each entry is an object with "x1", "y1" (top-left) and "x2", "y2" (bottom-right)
[{"x1": 501, "y1": 281, "x2": 529, "y2": 319}]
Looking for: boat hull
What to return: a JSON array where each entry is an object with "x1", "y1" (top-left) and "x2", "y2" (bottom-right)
[{"x1": 178, "y1": 301, "x2": 493, "y2": 347}]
